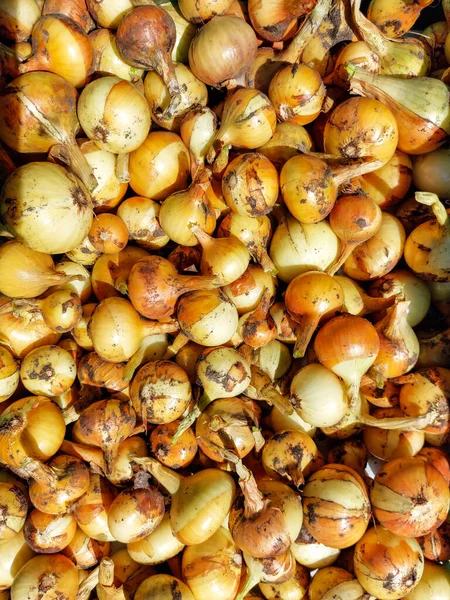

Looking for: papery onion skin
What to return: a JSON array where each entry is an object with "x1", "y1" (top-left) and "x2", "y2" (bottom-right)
[
  {"x1": 86, "y1": 0, "x2": 133, "y2": 29},
  {"x1": 0, "y1": 162, "x2": 93, "y2": 255},
  {"x1": 354, "y1": 527, "x2": 424, "y2": 600},
  {"x1": 42, "y1": 0, "x2": 95, "y2": 33},
  {"x1": 324, "y1": 97, "x2": 399, "y2": 164},
  {"x1": 23, "y1": 510, "x2": 77, "y2": 554},
  {"x1": 189, "y1": 16, "x2": 258, "y2": 87},
  {"x1": 370, "y1": 457, "x2": 450, "y2": 538},
  {"x1": 150, "y1": 421, "x2": 197, "y2": 469}
]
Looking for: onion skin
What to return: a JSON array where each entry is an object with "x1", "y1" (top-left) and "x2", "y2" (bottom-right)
[
  {"x1": 371, "y1": 457, "x2": 450, "y2": 538},
  {"x1": 42, "y1": 0, "x2": 95, "y2": 33},
  {"x1": 150, "y1": 421, "x2": 197, "y2": 469}
]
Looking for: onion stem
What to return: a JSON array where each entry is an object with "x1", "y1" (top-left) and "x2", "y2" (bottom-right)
[{"x1": 133, "y1": 456, "x2": 183, "y2": 495}]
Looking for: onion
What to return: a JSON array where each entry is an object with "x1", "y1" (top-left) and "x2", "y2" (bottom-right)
[
  {"x1": 89, "y1": 28, "x2": 144, "y2": 81},
  {"x1": 327, "y1": 439, "x2": 367, "y2": 478},
  {"x1": 161, "y1": 1, "x2": 198, "y2": 63},
  {"x1": 271, "y1": 406, "x2": 317, "y2": 438},
  {"x1": 0, "y1": 72, "x2": 97, "y2": 191},
  {"x1": 0, "y1": 481, "x2": 27, "y2": 544},
  {"x1": 413, "y1": 149, "x2": 450, "y2": 198},
  {"x1": 269, "y1": 210, "x2": 339, "y2": 283},
  {"x1": 324, "y1": 96, "x2": 399, "y2": 164},
  {"x1": 222, "y1": 153, "x2": 279, "y2": 217},
  {"x1": 127, "y1": 513, "x2": 185, "y2": 565},
  {"x1": 66, "y1": 236, "x2": 102, "y2": 267},
  {"x1": 20, "y1": 345, "x2": 76, "y2": 397},
  {"x1": 290, "y1": 364, "x2": 348, "y2": 428},
  {"x1": 343, "y1": 212, "x2": 406, "y2": 281},
  {"x1": 117, "y1": 197, "x2": 169, "y2": 250},
  {"x1": 189, "y1": 16, "x2": 257, "y2": 88},
  {"x1": 135, "y1": 457, "x2": 236, "y2": 546},
  {"x1": 127, "y1": 255, "x2": 217, "y2": 321},
  {"x1": 207, "y1": 88, "x2": 277, "y2": 169},
  {"x1": 238, "y1": 550, "x2": 297, "y2": 599},
  {"x1": 88, "y1": 296, "x2": 178, "y2": 362},
  {"x1": 0, "y1": 162, "x2": 93, "y2": 255},
  {"x1": 238, "y1": 288, "x2": 277, "y2": 348},
  {"x1": 77, "y1": 76, "x2": 151, "y2": 179},
  {"x1": 181, "y1": 528, "x2": 242, "y2": 600},
  {"x1": 259, "y1": 563, "x2": 309, "y2": 600},
  {"x1": 403, "y1": 560, "x2": 450, "y2": 600},
  {"x1": 180, "y1": 107, "x2": 218, "y2": 178},
  {"x1": 0, "y1": 347, "x2": 19, "y2": 403},
  {"x1": 72, "y1": 473, "x2": 116, "y2": 542},
  {"x1": 11, "y1": 554, "x2": 78, "y2": 600},
  {"x1": 159, "y1": 170, "x2": 216, "y2": 246},
  {"x1": 23, "y1": 510, "x2": 77, "y2": 554},
  {"x1": 285, "y1": 271, "x2": 344, "y2": 358},
  {"x1": 262, "y1": 430, "x2": 318, "y2": 487},
  {"x1": 290, "y1": 528, "x2": 340, "y2": 570},
  {"x1": 367, "y1": 0, "x2": 433, "y2": 38},
  {"x1": 419, "y1": 522, "x2": 450, "y2": 563},
  {"x1": 130, "y1": 360, "x2": 191, "y2": 426},
  {"x1": 18, "y1": 15, "x2": 93, "y2": 88},
  {"x1": 78, "y1": 140, "x2": 128, "y2": 212},
  {"x1": 404, "y1": 192, "x2": 450, "y2": 282},
  {"x1": 0, "y1": 530, "x2": 35, "y2": 590},
  {"x1": 0, "y1": 0, "x2": 41, "y2": 42},
  {"x1": 91, "y1": 246, "x2": 149, "y2": 300},
  {"x1": 0, "y1": 308, "x2": 60, "y2": 359},
  {"x1": 308, "y1": 566, "x2": 368, "y2": 600},
  {"x1": 150, "y1": 421, "x2": 197, "y2": 469},
  {"x1": 179, "y1": 0, "x2": 233, "y2": 23},
  {"x1": 94, "y1": 553, "x2": 155, "y2": 600},
  {"x1": 354, "y1": 150, "x2": 412, "y2": 209},
  {"x1": 197, "y1": 346, "x2": 251, "y2": 401},
  {"x1": 135, "y1": 574, "x2": 195, "y2": 600},
  {"x1": 371, "y1": 457, "x2": 449, "y2": 537},
  {"x1": 351, "y1": 0, "x2": 431, "y2": 77},
  {"x1": 335, "y1": 275, "x2": 396, "y2": 317},
  {"x1": 269, "y1": 63, "x2": 325, "y2": 125},
  {"x1": 248, "y1": 0, "x2": 314, "y2": 42},
  {"x1": 62, "y1": 528, "x2": 109, "y2": 569},
  {"x1": 129, "y1": 131, "x2": 190, "y2": 200},
  {"x1": 363, "y1": 407, "x2": 425, "y2": 460},
  {"x1": 258, "y1": 122, "x2": 313, "y2": 166},
  {"x1": 346, "y1": 65, "x2": 450, "y2": 155},
  {"x1": 354, "y1": 527, "x2": 424, "y2": 600},
  {"x1": 144, "y1": 63, "x2": 208, "y2": 132},
  {"x1": 72, "y1": 398, "x2": 136, "y2": 476},
  {"x1": 86, "y1": 0, "x2": 133, "y2": 29},
  {"x1": 332, "y1": 40, "x2": 380, "y2": 88},
  {"x1": 107, "y1": 484, "x2": 165, "y2": 544},
  {"x1": 72, "y1": 303, "x2": 96, "y2": 351},
  {"x1": 372, "y1": 301, "x2": 420, "y2": 380},
  {"x1": 42, "y1": 0, "x2": 95, "y2": 33},
  {"x1": 223, "y1": 265, "x2": 277, "y2": 315},
  {"x1": 52, "y1": 260, "x2": 92, "y2": 303},
  {"x1": 88, "y1": 214, "x2": 129, "y2": 255}
]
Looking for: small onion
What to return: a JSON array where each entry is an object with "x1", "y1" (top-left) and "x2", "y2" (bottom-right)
[
  {"x1": 262, "y1": 430, "x2": 318, "y2": 487},
  {"x1": 196, "y1": 346, "x2": 251, "y2": 401},
  {"x1": 19, "y1": 344, "x2": 76, "y2": 397},
  {"x1": 89, "y1": 28, "x2": 144, "y2": 81},
  {"x1": 62, "y1": 528, "x2": 110, "y2": 569},
  {"x1": 0, "y1": 346, "x2": 19, "y2": 403},
  {"x1": 127, "y1": 513, "x2": 185, "y2": 566},
  {"x1": 308, "y1": 566, "x2": 367, "y2": 600},
  {"x1": 117, "y1": 196, "x2": 169, "y2": 250},
  {"x1": 0, "y1": 530, "x2": 35, "y2": 590},
  {"x1": 23, "y1": 510, "x2": 77, "y2": 554},
  {"x1": 0, "y1": 481, "x2": 28, "y2": 544},
  {"x1": 11, "y1": 554, "x2": 78, "y2": 600},
  {"x1": 0, "y1": 0, "x2": 41, "y2": 41},
  {"x1": 72, "y1": 473, "x2": 116, "y2": 542},
  {"x1": 223, "y1": 265, "x2": 277, "y2": 315},
  {"x1": 403, "y1": 561, "x2": 450, "y2": 600},
  {"x1": 85, "y1": 0, "x2": 133, "y2": 29},
  {"x1": 135, "y1": 574, "x2": 194, "y2": 600},
  {"x1": 150, "y1": 421, "x2": 197, "y2": 469}
]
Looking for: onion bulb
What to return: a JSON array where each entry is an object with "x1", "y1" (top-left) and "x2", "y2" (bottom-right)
[
  {"x1": 370, "y1": 457, "x2": 449, "y2": 537},
  {"x1": 404, "y1": 192, "x2": 450, "y2": 282},
  {"x1": 290, "y1": 364, "x2": 348, "y2": 428},
  {"x1": 238, "y1": 288, "x2": 277, "y2": 349},
  {"x1": 197, "y1": 346, "x2": 251, "y2": 402},
  {"x1": 324, "y1": 96, "x2": 399, "y2": 164},
  {"x1": 88, "y1": 214, "x2": 129, "y2": 255},
  {"x1": 223, "y1": 265, "x2": 277, "y2": 315},
  {"x1": 180, "y1": 107, "x2": 218, "y2": 178},
  {"x1": 0, "y1": 162, "x2": 93, "y2": 255},
  {"x1": 62, "y1": 528, "x2": 109, "y2": 569},
  {"x1": 129, "y1": 131, "x2": 190, "y2": 200},
  {"x1": 89, "y1": 28, "x2": 144, "y2": 81},
  {"x1": 11, "y1": 554, "x2": 78, "y2": 600},
  {"x1": 402, "y1": 561, "x2": 450, "y2": 600},
  {"x1": 23, "y1": 510, "x2": 77, "y2": 554},
  {"x1": 262, "y1": 430, "x2": 318, "y2": 487},
  {"x1": 258, "y1": 122, "x2": 313, "y2": 166},
  {"x1": 314, "y1": 315, "x2": 380, "y2": 405},
  {"x1": 0, "y1": 72, "x2": 97, "y2": 191},
  {"x1": 412, "y1": 148, "x2": 450, "y2": 199},
  {"x1": 91, "y1": 246, "x2": 149, "y2": 300},
  {"x1": 0, "y1": 530, "x2": 36, "y2": 590},
  {"x1": 189, "y1": 16, "x2": 257, "y2": 88},
  {"x1": 20, "y1": 345, "x2": 76, "y2": 397},
  {"x1": 308, "y1": 566, "x2": 368, "y2": 600},
  {"x1": 0, "y1": 0, "x2": 41, "y2": 42},
  {"x1": 150, "y1": 421, "x2": 197, "y2": 469},
  {"x1": 18, "y1": 15, "x2": 93, "y2": 88},
  {"x1": 135, "y1": 574, "x2": 194, "y2": 600},
  {"x1": 85, "y1": 0, "x2": 133, "y2": 29},
  {"x1": 182, "y1": 528, "x2": 242, "y2": 600},
  {"x1": 284, "y1": 271, "x2": 344, "y2": 358},
  {"x1": 259, "y1": 563, "x2": 309, "y2": 600},
  {"x1": 0, "y1": 346, "x2": 19, "y2": 403},
  {"x1": 0, "y1": 481, "x2": 27, "y2": 544},
  {"x1": 117, "y1": 196, "x2": 169, "y2": 250}
]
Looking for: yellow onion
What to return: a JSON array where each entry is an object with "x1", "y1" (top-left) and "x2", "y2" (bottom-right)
[
  {"x1": 354, "y1": 527, "x2": 424, "y2": 600},
  {"x1": 259, "y1": 563, "x2": 309, "y2": 600},
  {"x1": 85, "y1": 0, "x2": 133, "y2": 29},
  {"x1": 0, "y1": 347, "x2": 19, "y2": 403},
  {"x1": 368, "y1": 269, "x2": 431, "y2": 327},
  {"x1": 23, "y1": 510, "x2": 77, "y2": 554},
  {"x1": 135, "y1": 574, "x2": 194, "y2": 600},
  {"x1": 413, "y1": 149, "x2": 450, "y2": 198},
  {"x1": 129, "y1": 131, "x2": 190, "y2": 200},
  {"x1": 262, "y1": 430, "x2": 318, "y2": 487},
  {"x1": 179, "y1": 0, "x2": 232, "y2": 23},
  {"x1": 291, "y1": 526, "x2": 340, "y2": 569},
  {"x1": 0, "y1": 530, "x2": 35, "y2": 590},
  {"x1": 180, "y1": 107, "x2": 218, "y2": 178},
  {"x1": 354, "y1": 150, "x2": 412, "y2": 209},
  {"x1": 91, "y1": 246, "x2": 149, "y2": 300},
  {"x1": 248, "y1": 0, "x2": 314, "y2": 42},
  {"x1": 404, "y1": 192, "x2": 450, "y2": 282},
  {"x1": 62, "y1": 528, "x2": 109, "y2": 569},
  {"x1": 197, "y1": 346, "x2": 251, "y2": 401},
  {"x1": 52, "y1": 260, "x2": 92, "y2": 303},
  {"x1": 258, "y1": 122, "x2": 313, "y2": 166},
  {"x1": 335, "y1": 275, "x2": 397, "y2": 317},
  {"x1": 269, "y1": 63, "x2": 325, "y2": 125},
  {"x1": 162, "y1": 1, "x2": 198, "y2": 63},
  {"x1": 189, "y1": 16, "x2": 257, "y2": 88},
  {"x1": 150, "y1": 421, "x2": 197, "y2": 469},
  {"x1": 127, "y1": 513, "x2": 185, "y2": 565},
  {"x1": 269, "y1": 210, "x2": 339, "y2": 283},
  {"x1": 144, "y1": 63, "x2": 208, "y2": 132},
  {"x1": 72, "y1": 473, "x2": 116, "y2": 543},
  {"x1": 403, "y1": 561, "x2": 450, "y2": 600},
  {"x1": 0, "y1": 0, "x2": 41, "y2": 42},
  {"x1": 222, "y1": 153, "x2": 279, "y2": 217},
  {"x1": 351, "y1": 0, "x2": 431, "y2": 77},
  {"x1": 71, "y1": 303, "x2": 96, "y2": 351},
  {"x1": 327, "y1": 439, "x2": 367, "y2": 478},
  {"x1": 347, "y1": 64, "x2": 450, "y2": 155},
  {"x1": 117, "y1": 197, "x2": 169, "y2": 250},
  {"x1": 372, "y1": 301, "x2": 420, "y2": 380},
  {"x1": 237, "y1": 289, "x2": 277, "y2": 349},
  {"x1": 367, "y1": 0, "x2": 434, "y2": 38},
  {"x1": 343, "y1": 212, "x2": 406, "y2": 281},
  {"x1": 0, "y1": 162, "x2": 93, "y2": 255},
  {"x1": 238, "y1": 550, "x2": 297, "y2": 600},
  {"x1": 159, "y1": 170, "x2": 215, "y2": 246},
  {"x1": 370, "y1": 457, "x2": 449, "y2": 537},
  {"x1": 207, "y1": 88, "x2": 276, "y2": 169},
  {"x1": 11, "y1": 554, "x2": 78, "y2": 600},
  {"x1": 18, "y1": 15, "x2": 93, "y2": 88},
  {"x1": 182, "y1": 527, "x2": 242, "y2": 600},
  {"x1": 0, "y1": 308, "x2": 60, "y2": 359},
  {"x1": 19, "y1": 345, "x2": 76, "y2": 397},
  {"x1": 324, "y1": 96, "x2": 398, "y2": 164},
  {"x1": 0, "y1": 481, "x2": 27, "y2": 544},
  {"x1": 89, "y1": 28, "x2": 144, "y2": 81},
  {"x1": 332, "y1": 40, "x2": 380, "y2": 88},
  {"x1": 0, "y1": 72, "x2": 97, "y2": 191},
  {"x1": 66, "y1": 236, "x2": 102, "y2": 267},
  {"x1": 308, "y1": 566, "x2": 368, "y2": 600},
  {"x1": 78, "y1": 140, "x2": 128, "y2": 213},
  {"x1": 223, "y1": 265, "x2": 277, "y2": 315},
  {"x1": 363, "y1": 407, "x2": 425, "y2": 460}
]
